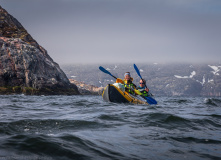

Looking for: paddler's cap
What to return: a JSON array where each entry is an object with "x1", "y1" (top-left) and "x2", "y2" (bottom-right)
[{"x1": 124, "y1": 72, "x2": 131, "y2": 77}]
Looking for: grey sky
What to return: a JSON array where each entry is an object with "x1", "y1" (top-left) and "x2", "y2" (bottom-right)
[{"x1": 1, "y1": 0, "x2": 221, "y2": 64}]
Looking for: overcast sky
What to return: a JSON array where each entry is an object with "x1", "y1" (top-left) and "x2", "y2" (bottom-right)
[{"x1": 1, "y1": 0, "x2": 221, "y2": 64}]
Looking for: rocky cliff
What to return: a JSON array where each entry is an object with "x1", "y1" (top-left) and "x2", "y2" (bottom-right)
[
  {"x1": 69, "y1": 79, "x2": 104, "y2": 95},
  {"x1": 0, "y1": 5, "x2": 79, "y2": 95}
]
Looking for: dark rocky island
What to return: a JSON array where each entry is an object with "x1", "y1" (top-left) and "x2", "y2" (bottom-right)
[{"x1": 0, "y1": 5, "x2": 79, "y2": 95}]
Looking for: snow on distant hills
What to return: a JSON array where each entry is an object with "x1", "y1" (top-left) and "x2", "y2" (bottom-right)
[
  {"x1": 174, "y1": 71, "x2": 196, "y2": 79},
  {"x1": 62, "y1": 63, "x2": 221, "y2": 96},
  {"x1": 196, "y1": 75, "x2": 206, "y2": 86},
  {"x1": 174, "y1": 64, "x2": 221, "y2": 87},
  {"x1": 208, "y1": 65, "x2": 221, "y2": 75}
]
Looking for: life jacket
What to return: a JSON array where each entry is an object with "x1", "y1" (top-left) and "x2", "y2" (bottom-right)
[
  {"x1": 137, "y1": 86, "x2": 148, "y2": 97},
  {"x1": 123, "y1": 78, "x2": 136, "y2": 94}
]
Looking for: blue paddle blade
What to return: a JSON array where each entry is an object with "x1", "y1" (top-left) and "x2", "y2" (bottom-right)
[
  {"x1": 133, "y1": 64, "x2": 142, "y2": 79},
  {"x1": 99, "y1": 66, "x2": 118, "y2": 79},
  {"x1": 99, "y1": 66, "x2": 112, "y2": 76},
  {"x1": 146, "y1": 97, "x2": 157, "y2": 105}
]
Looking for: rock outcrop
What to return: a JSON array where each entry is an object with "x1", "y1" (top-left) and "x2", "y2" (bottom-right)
[
  {"x1": 0, "y1": 5, "x2": 79, "y2": 95},
  {"x1": 69, "y1": 79, "x2": 104, "y2": 95}
]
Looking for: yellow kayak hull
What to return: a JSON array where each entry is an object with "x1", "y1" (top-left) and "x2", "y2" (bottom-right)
[{"x1": 102, "y1": 84, "x2": 149, "y2": 105}]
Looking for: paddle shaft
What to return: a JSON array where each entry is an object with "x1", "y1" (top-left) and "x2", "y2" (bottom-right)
[{"x1": 133, "y1": 64, "x2": 149, "y2": 89}]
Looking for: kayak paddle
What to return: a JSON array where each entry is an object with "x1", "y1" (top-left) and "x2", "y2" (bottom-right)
[
  {"x1": 99, "y1": 66, "x2": 117, "y2": 79},
  {"x1": 99, "y1": 66, "x2": 124, "y2": 83},
  {"x1": 133, "y1": 64, "x2": 157, "y2": 104},
  {"x1": 99, "y1": 66, "x2": 127, "y2": 84},
  {"x1": 134, "y1": 64, "x2": 143, "y2": 80},
  {"x1": 145, "y1": 97, "x2": 157, "y2": 105}
]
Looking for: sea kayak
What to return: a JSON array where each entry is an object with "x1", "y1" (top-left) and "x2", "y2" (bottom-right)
[{"x1": 102, "y1": 84, "x2": 150, "y2": 105}]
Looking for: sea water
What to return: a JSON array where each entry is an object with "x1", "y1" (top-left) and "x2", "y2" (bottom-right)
[{"x1": 0, "y1": 95, "x2": 220, "y2": 160}]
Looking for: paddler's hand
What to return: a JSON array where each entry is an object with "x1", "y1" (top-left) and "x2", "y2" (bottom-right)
[
  {"x1": 116, "y1": 78, "x2": 124, "y2": 84},
  {"x1": 145, "y1": 88, "x2": 149, "y2": 92}
]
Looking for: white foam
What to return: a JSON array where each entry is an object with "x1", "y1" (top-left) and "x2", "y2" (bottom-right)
[
  {"x1": 106, "y1": 68, "x2": 111, "y2": 70},
  {"x1": 24, "y1": 128, "x2": 29, "y2": 132},
  {"x1": 140, "y1": 69, "x2": 144, "y2": 72}
]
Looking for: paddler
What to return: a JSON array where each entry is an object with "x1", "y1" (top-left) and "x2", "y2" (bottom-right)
[
  {"x1": 136, "y1": 79, "x2": 149, "y2": 97},
  {"x1": 123, "y1": 72, "x2": 136, "y2": 94}
]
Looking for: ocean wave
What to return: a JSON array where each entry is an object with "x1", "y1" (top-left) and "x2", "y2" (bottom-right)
[
  {"x1": 98, "y1": 114, "x2": 126, "y2": 122},
  {"x1": 164, "y1": 98, "x2": 193, "y2": 104},
  {"x1": 144, "y1": 113, "x2": 190, "y2": 123},
  {"x1": 170, "y1": 136, "x2": 221, "y2": 144},
  {"x1": 1, "y1": 134, "x2": 90, "y2": 160},
  {"x1": 0, "y1": 119, "x2": 108, "y2": 135},
  {"x1": 0, "y1": 95, "x2": 220, "y2": 160},
  {"x1": 1, "y1": 133, "x2": 133, "y2": 160},
  {"x1": 204, "y1": 98, "x2": 221, "y2": 106},
  {"x1": 137, "y1": 112, "x2": 221, "y2": 131}
]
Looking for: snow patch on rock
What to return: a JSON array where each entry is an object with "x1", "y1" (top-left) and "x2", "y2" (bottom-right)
[
  {"x1": 174, "y1": 75, "x2": 189, "y2": 79},
  {"x1": 196, "y1": 75, "x2": 206, "y2": 86},
  {"x1": 174, "y1": 71, "x2": 196, "y2": 79},
  {"x1": 208, "y1": 65, "x2": 221, "y2": 75},
  {"x1": 208, "y1": 79, "x2": 214, "y2": 83},
  {"x1": 190, "y1": 71, "x2": 196, "y2": 78}
]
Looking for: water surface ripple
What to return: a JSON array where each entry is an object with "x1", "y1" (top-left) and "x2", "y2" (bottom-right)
[{"x1": 0, "y1": 95, "x2": 220, "y2": 160}]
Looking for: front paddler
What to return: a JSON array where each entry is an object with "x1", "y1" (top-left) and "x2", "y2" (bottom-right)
[{"x1": 123, "y1": 72, "x2": 137, "y2": 94}]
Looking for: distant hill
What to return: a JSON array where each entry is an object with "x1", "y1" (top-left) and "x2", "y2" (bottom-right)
[{"x1": 61, "y1": 63, "x2": 221, "y2": 96}]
